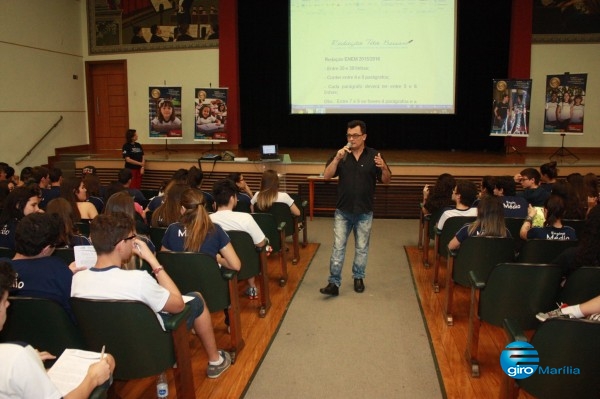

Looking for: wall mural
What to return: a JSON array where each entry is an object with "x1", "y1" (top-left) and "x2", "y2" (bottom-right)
[{"x1": 88, "y1": 0, "x2": 220, "y2": 54}]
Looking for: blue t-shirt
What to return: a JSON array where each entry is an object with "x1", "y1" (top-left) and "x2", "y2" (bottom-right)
[
  {"x1": 3, "y1": 256, "x2": 74, "y2": 320},
  {"x1": 147, "y1": 195, "x2": 164, "y2": 212},
  {"x1": 162, "y1": 222, "x2": 230, "y2": 258},
  {"x1": 0, "y1": 219, "x2": 18, "y2": 250},
  {"x1": 455, "y1": 224, "x2": 512, "y2": 243},
  {"x1": 501, "y1": 196, "x2": 528, "y2": 218},
  {"x1": 526, "y1": 226, "x2": 577, "y2": 240}
]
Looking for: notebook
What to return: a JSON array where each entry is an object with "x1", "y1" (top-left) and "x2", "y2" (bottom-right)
[{"x1": 260, "y1": 144, "x2": 280, "y2": 161}]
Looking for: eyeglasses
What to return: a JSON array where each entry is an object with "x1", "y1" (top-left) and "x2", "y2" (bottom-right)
[
  {"x1": 114, "y1": 234, "x2": 137, "y2": 246},
  {"x1": 346, "y1": 133, "x2": 363, "y2": 139}
]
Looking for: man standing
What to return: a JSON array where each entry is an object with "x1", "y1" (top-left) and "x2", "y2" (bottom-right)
[{"x1": 320, "y1": 120, "x2": 391, "y2": 296}]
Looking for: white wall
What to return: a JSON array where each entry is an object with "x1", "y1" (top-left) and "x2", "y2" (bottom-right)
[
  {"x1": 0, "y1": 0, "x2": 86, "y2": 170},
  {"x1": 528, "y1": 43, "x2": 600, "y2": 148}
]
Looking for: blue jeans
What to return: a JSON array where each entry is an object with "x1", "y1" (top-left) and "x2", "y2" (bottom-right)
[
  {"x1": 160, "y1": 291, "x2": 204, "y2": 330},
  {"x1": 328, "y1": 209, "x2": 373, "y2": 286}
]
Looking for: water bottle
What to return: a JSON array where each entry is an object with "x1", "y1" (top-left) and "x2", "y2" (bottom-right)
[{"x1": 156, "y1": 372, "x2": 168, "y2": 399}]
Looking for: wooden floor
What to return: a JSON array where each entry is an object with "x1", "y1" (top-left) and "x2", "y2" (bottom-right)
[
  {"x1": 405, "y1": 245, "x2": 535, "y2": 399},
  {"x1": 112, "y1": 243, "x2": 319, "y2": 399}
]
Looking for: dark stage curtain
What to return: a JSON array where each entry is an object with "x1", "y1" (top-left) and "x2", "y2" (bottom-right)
[{"x1": 238, "y1": 1, "x2": 512, "y2": 152}]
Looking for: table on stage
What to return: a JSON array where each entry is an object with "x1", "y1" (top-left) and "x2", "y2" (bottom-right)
[{"x1": 307, "y1": 175, "x2": 338, "y2": 220}]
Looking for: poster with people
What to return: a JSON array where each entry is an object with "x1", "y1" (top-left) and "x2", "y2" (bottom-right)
[
  {"x1": 149, "y1": 87, "x2": 183, "y2": 138},
  {"x1": 490, "y1": 79, "x2": 532, "y2": 137},
  {"x1": 543, "y1": 73, "x2": 587, "y2": 135},
  {"x1": 194, "y1": 88, "x2": 228, "y2": 142}
]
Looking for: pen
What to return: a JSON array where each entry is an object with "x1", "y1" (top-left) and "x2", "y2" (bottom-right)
[{"x1": 100, "y1": 345, "x2": 105, "y2": 360}]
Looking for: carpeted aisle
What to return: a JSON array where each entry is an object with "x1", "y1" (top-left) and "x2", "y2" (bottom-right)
[{"x1": 244, "y1": 218, "x2": 443, "y2": 398}]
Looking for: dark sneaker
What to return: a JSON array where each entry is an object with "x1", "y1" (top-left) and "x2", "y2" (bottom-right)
[
  {"x1": 207, "y1": 350, "x2": 232, "y2": 379},
  {"x1": 354, "y1": 278, "x2": 365, "y2": 293},
  {"x1": 245, "y1": 286, "x2": 258, "y2": 300},
  {"x1": 320, "y1": 283, "x2": 339, "y2": 296}
]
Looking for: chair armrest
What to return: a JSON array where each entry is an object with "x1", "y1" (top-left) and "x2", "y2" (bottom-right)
[
  {"x1": 503, "y1": 318, "x2": 528, "y2": 342},
  {"x1": 468, "y1": 270, "x2": 486, "y2": 289},
  {"x1": 89, "y1": 380, "x2": 110, "y2": 399},
  {"x1": 220, "y1": 266, "x2": 238, "y2": 280},
  {"x1": 164, "y1": 304, "x2": 191, "y2": 331}
]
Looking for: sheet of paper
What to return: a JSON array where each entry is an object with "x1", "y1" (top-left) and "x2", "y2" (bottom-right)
[
  {"x1": 47, "y1": 348, "x2": 102, "y2": 396},
  {"x1": 74, "y1": 245, "x2": 97, "y2": 268}
]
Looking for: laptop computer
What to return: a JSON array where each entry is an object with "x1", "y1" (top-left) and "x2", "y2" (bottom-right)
[{"x1": 260, "y1": 144, "x2": 280, "y2": 161}]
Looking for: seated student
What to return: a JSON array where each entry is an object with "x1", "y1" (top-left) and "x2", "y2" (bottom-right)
[
  {"x1": 117, "y1": 168, "x2": 147, "y2": 207},
  {"x1": 539, "y1": 161, "x2": 559, "y2": 193},
  {"x1": 537, "y1": 293, "x2": 600, "y2": 322},
  {"x1": 436, "y1": 179, "x2": 478, "y2": 230},
  {"x1": 472, "y1": 175, "x2": 495, "y2": 206},
  {"x1": 514, "y1": 167, "x2": 550, "y2": 207},
  {"x1": 39, "y1": 167, "x2": 62, "y2": 210},
  {"x1": 0, "y1": 261, "x2": 115, "y2": 398},
  {"x1": 187, "y1": 166, "x2": 215, "y2": 211},
  {"x1": 520, "y1": 195, "x2": 577, "y2": 241},
  {"x1": 551, "y1": 179, "x2": 586, "y2": 221},
  {"x1": 552, "y1": 205, "x2": 600, "y2": 276},
  {"x1": 60, "y1": 177, "x2": 98, "y2": 221},
  {"x1": 227, "y1": 172, "x2": 253, "y2": 205},
  {"x1": 145, "y1": 169, "x2": 190, "y2": 213},
  {"x1": 0, "y1": 213, "x2": 81, "y2": 320},
  {"x1": 46, "y1": 198, "x2": 91, "y2": 247},
  {"x1": 448, "y1": 195, "x2": 511, "y2": 250},
  {"x1": 493, "y1": 175, "x2": 528, "y2": 218},
  {"x1": 71, "y1": 213, "x2": 232, "y2": 378},
  {"x1": 421, "y1": 173, "x2": 456, "y2": 216},
  {"x1": 0, "y1": 185, "x2": 42, "y2": 250},
  {"x1": 105, "y1": 191, "x2": 150, "y2": 238},
  {"x1": 83, "y1": 174, "x2": 105, "y2": 214},
  {"x1": 150, "y1": 182, "x2": 188, "y2": 228},
  {"x1": 82, "y1": 164, "x2": 107, "y2": 199},
  {"x1": 211, "y1": 179, "x2": 267, "y2": 299},
  {"x1": 251, "y1": 169, "x2": 301, "y2": 216},
  {"x1": 161, "y1": 189, "x2": 241, "y2": 273}
]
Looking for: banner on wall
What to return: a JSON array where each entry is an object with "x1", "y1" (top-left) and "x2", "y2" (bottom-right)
[
  {"x1": 543, "y1": 73, "x2": 587, "y2": 135},
  {"x1": 490, "y1": 79, "x2": 532, "y2": 137},
  {"x1": 149, "y1": 87, "x2": 183, "y2": 139},
  {"x1": 194, "y1": 88, "x2": 228, "y2": 142}
]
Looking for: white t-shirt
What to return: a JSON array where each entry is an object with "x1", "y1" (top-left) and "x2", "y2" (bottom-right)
[
  {"x1": 250, "y1": 192, "x2": 295, "y2": 208},
  {"x1": 0, "y1": 343, "x2": 62, "y2": 398},
  {"x1": 436, "y1": 207, "x2": 478, "y2": 230},
  {"x1": 210, "y1": 210, "x2": 265, "y2": 245},
  {"x1": 71, "y1": 266, "x2": 170, "y2": 329}
]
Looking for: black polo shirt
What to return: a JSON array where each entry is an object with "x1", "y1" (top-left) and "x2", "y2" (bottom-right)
[{"x1": 327, "y1": 146, "x2": 384, "y2": 214}]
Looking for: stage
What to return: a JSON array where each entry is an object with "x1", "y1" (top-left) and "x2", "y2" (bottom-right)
[{"x1": 73, "y1": 147, "x2": 600, "y2": 219}]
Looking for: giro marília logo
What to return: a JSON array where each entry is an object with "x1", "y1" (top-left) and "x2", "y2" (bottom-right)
[{"x1": 500, "y1": 342, "x2": 539, "y2": 379}]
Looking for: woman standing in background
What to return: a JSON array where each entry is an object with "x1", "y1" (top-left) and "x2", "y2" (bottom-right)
[{"x1": 122, "y1": 129, "x2": 145, "y2": 189}]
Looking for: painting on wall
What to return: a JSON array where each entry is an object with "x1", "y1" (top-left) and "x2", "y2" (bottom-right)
[
  {"x1": 88, "y1": 0, "x2": 220, "y2": 54},
  {"x1": 532, "y1": 1, "x2": 600, "y2": 43}
]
